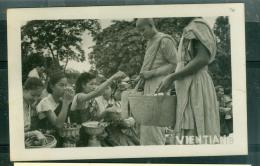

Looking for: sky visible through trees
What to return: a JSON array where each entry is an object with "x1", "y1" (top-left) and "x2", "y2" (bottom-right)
[{"x1": 66, "y1": 17, "x2": 216, "y2": 72}]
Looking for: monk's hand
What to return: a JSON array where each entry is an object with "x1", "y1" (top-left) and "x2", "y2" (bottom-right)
[
  {"x1": 156, "y1": 75, "x2": 174, "y2": 93},
  {"x1": 140, "y1": 71, "x2": 153, "y2": 80},
  {"x1": 134, "y1": 75, "x2": 141, "y2": 83}
]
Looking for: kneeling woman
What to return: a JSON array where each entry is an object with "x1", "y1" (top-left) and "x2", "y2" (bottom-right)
[
  {"x1": 36, "y1": 72, "x2": 74, "y2": 147},
  {"x1": 23, "y1": 77, "x2": 47, "y2": 147},
  {"x1": 70, "y1": 71, "x2": 126, "y2": 146}
]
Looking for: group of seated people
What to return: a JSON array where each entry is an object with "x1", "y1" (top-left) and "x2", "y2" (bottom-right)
[
  {"x1": 23, "y1": 69, "x2": 140, "y2": 148},
  {"x1": 23, "y1": 66, "x2": 233, "y2": 148}
]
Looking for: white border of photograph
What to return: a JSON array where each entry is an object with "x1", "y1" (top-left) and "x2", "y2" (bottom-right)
[
  {"x1": 14, "y1": 163, "x2": 252, "y2": 166},
  {"x1": 8, "y1": 3, "x2": 247, "y2": 161}
]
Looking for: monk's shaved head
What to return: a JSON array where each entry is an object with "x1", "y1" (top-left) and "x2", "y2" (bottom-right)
[
  {"x1": 136, "y1": 18, "x2": 157, "y2": 40},
  {"x1": 136, "y1": 18, "x2": 155, "y2": 28}
]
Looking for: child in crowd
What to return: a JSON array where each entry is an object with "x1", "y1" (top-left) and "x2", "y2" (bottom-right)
[
  {"x1": 95, "y1": 79, "x2": 115, "y2": 115},
  {"x1": 101, "y1": 81, "x2": 140, "y2": 146},
  {"x1": 216, "y1": 85, "x2": 233, "y2": 136}
]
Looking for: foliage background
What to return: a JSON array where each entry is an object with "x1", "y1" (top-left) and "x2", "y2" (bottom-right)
[{"x1": 21, "y1": 17, "x2": 231, "y2": 92}]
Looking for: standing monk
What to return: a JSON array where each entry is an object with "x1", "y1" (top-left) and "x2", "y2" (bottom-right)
[
  {"x1": 136, "y1": 18, "x2": 177, "y2": 145},
  {"x1": 157, "y1": 18, "x2": 220, "y2": 144}
]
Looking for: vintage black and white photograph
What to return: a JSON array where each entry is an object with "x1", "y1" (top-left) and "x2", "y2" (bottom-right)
[{"x1": 8, "y1": 4, "x2": 247, "y2": 161}]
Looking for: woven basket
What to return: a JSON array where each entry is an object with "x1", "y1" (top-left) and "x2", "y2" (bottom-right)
[
  {"x1": 128, "y1": 94, "x2": 177, "y2": 127},
  {"x1": 58, "y1": 125, "x2": 81, "y2": 138},
  {"x1": 26, "y1": 134, "x2": 57, "y2": 148}
]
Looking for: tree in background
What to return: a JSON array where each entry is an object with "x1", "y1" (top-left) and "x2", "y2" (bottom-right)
[
  {"x1": 209, "y1": 16, "x2": 231, "y2": 93},
  {"x1": 89, "y1": 18, "x2": 193, "y2": 77},
  {"x1": 21, "y1": 19, "x2": 101, "y2": 81},
  {"x1": 90, "y1": 17, "x2": 231, "y2": 91},
  {"x1": 89, "y1": 20, "x2": 145, "y2": 77},
  {"x1": 22, "y1": 54, "x2": 46, "y2": 83},
  {"x1": 21, "y1": 17, "x2": 232, "y2": 90},
  {"x1": 65, "y1": 68, "x2": 81, "y2": 86}
]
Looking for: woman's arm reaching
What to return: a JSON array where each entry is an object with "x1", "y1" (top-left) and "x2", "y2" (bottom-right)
[{"x1": 76, "y1": 71, "x2": 126, "y2": 105}]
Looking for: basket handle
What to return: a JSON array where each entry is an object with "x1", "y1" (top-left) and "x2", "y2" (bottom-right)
[
  {"x1": 134, "y1": 78, "x2": 141, "y2": 91},
  {"x1": 153, "y1": 92, "x2": 168, "y2": 96}
]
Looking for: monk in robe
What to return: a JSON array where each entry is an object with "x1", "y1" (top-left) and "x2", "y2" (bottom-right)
[
  {"x1": 136, "y1": 18, "x2": 177, "y2": 145},
  {"x1": 157, "y1": 18, "x2": 220, "y2": 144}
]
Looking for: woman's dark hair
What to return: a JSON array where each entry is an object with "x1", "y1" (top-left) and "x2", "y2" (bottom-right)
[
  {"x1": 46, "y1": 71, "x2": 66, "y2": 94},
  {"x1": 24, "y1": 77, "x2": 44, "y2": 90},
  {"x1": 75, "y1": 72, "x2": 96, "y2": 93}
]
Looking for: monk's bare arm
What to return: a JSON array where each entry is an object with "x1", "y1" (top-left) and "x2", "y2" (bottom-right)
[{"x1": 169, "y1": 40, "x2": 210, "y2": 81}]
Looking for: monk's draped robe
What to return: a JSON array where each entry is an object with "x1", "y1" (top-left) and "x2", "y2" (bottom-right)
[
  {"x1": 140, "y1": 32, "x2": 177, "y2": 145},
  {"x1": 174, "y1": 18, "x2": 220, "y2": 143}
]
